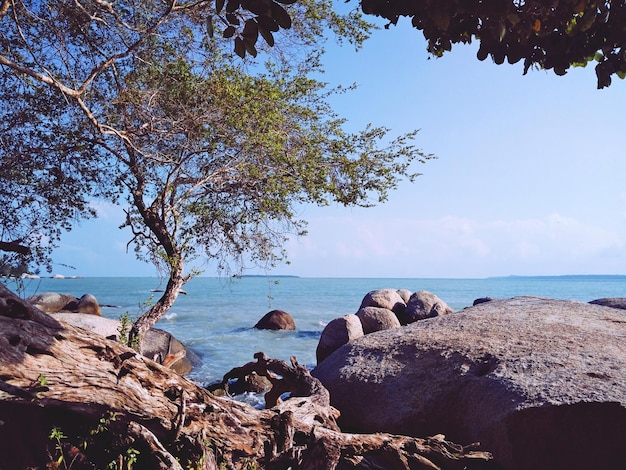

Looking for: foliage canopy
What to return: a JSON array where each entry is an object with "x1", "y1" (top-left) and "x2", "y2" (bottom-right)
[
  {"x1": 358, "y1": 0, "x2": 626, "y2": 88},
  {"x1": 0, "y1": 0, "x2": 430, "y2": 345}
]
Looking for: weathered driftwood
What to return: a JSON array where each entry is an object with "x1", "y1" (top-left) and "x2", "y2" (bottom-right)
[{"x1": 0, "y1": 284, "x2": 493, "y2": 469}]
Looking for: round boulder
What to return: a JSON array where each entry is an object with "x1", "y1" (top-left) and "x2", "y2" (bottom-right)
[
  {"x1": 65, "y1": 294, "x2": 102, "y2": 316},
  {"x1": 399, "y1": 290, "x2": 454, "y2": 324},
  {"x1": 359, "y1": 288, "x2": 406, "y2": 315},
  {"x1": 254, "y1": 309, "x2": 296, "y2": 330},
  {"x1": 316, "y1": 314, "x2": 364, "y2": 364},
  {"x1": 396, "y1": 289, "x2": 413, "y2": 304},
  {"x1": 27, "y1": 292, "x2": 78, "y2": 313},
  {"x1": 356, "y1": 306, "x2": 401, "y2": 334},
  {"x1": 473, "y1": 296, "x2": 494, "y2": 306},
  {"x1": 28, "y1": 292, "x2": 102, "y2": 315},
  {"x1": 312, "y1": 297, "x2": 626, "y2": 470}
]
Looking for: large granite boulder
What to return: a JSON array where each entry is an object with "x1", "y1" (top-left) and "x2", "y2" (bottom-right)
[
  {"x1": 254, "y1": 309, "x2": 296, "y2": 330},
  {"x1": 28, "y1": 292, "x2": 102, "y2": 316},
  {"x1": 312, "y1": 297, "x2": 626, "y2": 470},
  {"x1": 52, "y1": 313, "x2": 200, "y2": 375},
  {"x1": 316, "y1": 314, "x2": 364, "y2": 364}
]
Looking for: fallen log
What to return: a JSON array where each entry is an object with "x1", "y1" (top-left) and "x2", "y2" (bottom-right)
[{"x1": 0, "y1": 283, "x2": 493, "y2": 469}]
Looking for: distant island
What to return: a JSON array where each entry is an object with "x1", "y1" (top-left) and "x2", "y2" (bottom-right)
[
  {"x1": 489, "y1": 274, "x2": 626, "y2": 280},
  {"x1": 233, "y1": 274, "x2": 300, "y2": 278}
]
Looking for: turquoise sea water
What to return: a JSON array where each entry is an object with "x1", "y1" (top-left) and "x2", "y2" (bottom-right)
[{"x1": 7, "y1": 275, "x2": 626, "y2": 385}]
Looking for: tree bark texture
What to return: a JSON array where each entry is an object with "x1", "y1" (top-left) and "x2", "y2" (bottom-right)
[
  {"x1": 128, "y1": 265, "x2": 186, "y2": 353},
  {"x1": 0, "y1": 284, "x2": 493, "y2": 469}
]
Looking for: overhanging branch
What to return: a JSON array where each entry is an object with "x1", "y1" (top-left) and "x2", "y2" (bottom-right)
[{"x1": 0, "y1": 240, "x2": 30, "y2": 256}]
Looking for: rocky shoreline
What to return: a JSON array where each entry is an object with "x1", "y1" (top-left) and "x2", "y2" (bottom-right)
[
  {"x1": 4, "y1": 286, "x2": 625, "y2": 469},
  {"x1": 0, "y1": 283, "x2": 492, "y2": 469},
  {"x1": 313, "y1": 290, "x2": 626, "y2": 469}
]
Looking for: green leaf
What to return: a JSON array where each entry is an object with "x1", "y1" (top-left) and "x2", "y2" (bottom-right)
[
  {"x1": 243, "y1": 38, "x2": 258, "y2": 57},
  {"x1": 234, "y1": 36, "x2": 246, "y2": 58},
  {"x1": 223, "y1": 25, "x2": 236, "y2": 38},
  {"x1": 257, "y1": 14, "x2": 279, "y2": 32},
  {"x1": 215, "y1": 0, "x2": 225, "y2": 14},
  {"x1": 226, "y1": 0, "x2": 240, "y2": 13},
  {"x1": 270, "y1": 2, "x2": 291, "y2": 29},
  {"x1": 226, "y1": 13, "x2": 240, "y2": 25},
  {"x1": 259, "y1": 24, "x2": 275, "y2": 46},
  {"x1": 242, "y1": 19, "x2": 259, "y2": 42},
  {"x1": 241, "y1": 0, "x2": 272, "y2": 15}
]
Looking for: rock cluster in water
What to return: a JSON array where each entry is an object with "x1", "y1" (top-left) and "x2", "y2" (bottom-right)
[
  {"x1": 316, "y1": 288, "x2": 453, "y2": 363},
  {"x1": 313, "y1": 295, "x2": 626, "y2": 470},
  {"x1": 28, "y1": 292, "x2": 102, "y2": 316}
]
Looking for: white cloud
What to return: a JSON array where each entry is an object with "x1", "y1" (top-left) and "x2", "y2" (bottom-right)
[{"x1": 283, "y1": 213, "x2": 626, "y2": 278}]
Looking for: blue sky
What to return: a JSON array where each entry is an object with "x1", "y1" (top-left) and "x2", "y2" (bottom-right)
[{"x1": 48, "y1": 15, "x2": 626, "y2": 278}]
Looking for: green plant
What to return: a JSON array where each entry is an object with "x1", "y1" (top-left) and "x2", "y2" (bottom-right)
[
  {"x1": 48, "y1": 426, "x2": 80, "y2": 470},
  {"x1": 117, "y1": 312, "x2": 138, "y2": 349},
  {"x1": 32, "y1": 372, "x2": 48, "y2": 399},
  {"x1": 90, "y1": 411, "x2": 117, "y2": 436},
  {"x1": 138, "y1": 294, "x2": 155, "y2": 311},
  {"x1": 36, "y1": 373, "x2": 47, "y2": 387},
  {"x1": 107, "y1": 447, "x2": 140, "y2": 470}
]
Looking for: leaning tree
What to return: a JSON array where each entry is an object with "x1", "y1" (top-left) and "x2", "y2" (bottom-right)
[
  {"x1": 356, "y1": 0, "x2": 626, "y2": 88},
  {"x1": 0, "y1": 0, "x2": 430, "y2": 348}
]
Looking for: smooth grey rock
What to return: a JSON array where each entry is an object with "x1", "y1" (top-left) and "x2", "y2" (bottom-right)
[
  {"x1": 359, "y1": 288, "x2": 406, "y2": 315},
  {"x1": 589, "y1": 297, "x2": 626, "y2": 310},
  {"x1": 316, "y1": 314, "x2": 364, "y2": 364},
  {"x1": 396, "y1": 289, "x2": 413, "y2": 304},
  {"x1": 65, "y1": 293, "x2": 102, "y2": 316},
  {"x1": 28, "y1": 292, "x2": 102, "y2": 315},
  {"x1": 473, "y1": 296, "x2": 494, "y2": 306},
  {"x1": 27, "y1": 292, "x2": 78, "y2": 313},
  {"x1": 313, "y1": 297, "x2": 626, "y2": 470},
  {"x1": 399, "y1": 290, "x2": 454, "y2": 324},
  {"x1": 355, "y1": 306, "x2": 401, "y2": 334},
  {"x1": 254, "y1": 309, "x2": 296, "y2": 330}
]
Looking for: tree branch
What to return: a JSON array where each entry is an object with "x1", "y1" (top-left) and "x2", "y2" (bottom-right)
[{"x1": 0, "y1": 240, "x2": 30, "y2": 255}]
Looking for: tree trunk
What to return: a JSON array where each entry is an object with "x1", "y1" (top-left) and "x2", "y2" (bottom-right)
[
  {"x1": 128, "y1": 260, "x2": 186, "y2": 353},
  {"x1": 0, "y1": 284, "x2": 493, "y2": 469}
]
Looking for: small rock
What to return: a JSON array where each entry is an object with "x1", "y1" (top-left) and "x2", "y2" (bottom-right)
[
  {"x1": 359, "y1": 288, "x2": 407, "y2": 315},
  {"x1": 316, "y1": 314, "x2": 364, "y2": 364},
  {"x1": 356, "y1": 306, "x2": 401, "y2": 334},
  {"x1": 27, "y1": 292, "x2": 79, "y2": 313},
  {"x1": 254, "y1": 309, "x2": 296, "y2": 330},
  {"x1": 473, "y1": 297, "x2": 494, "y2": 306},
  {"x1": 228, "y1": 373, "x2": 272, "y2": 395},
  {"x1": 589, "y1": 297, "x2": 626, "y2": 310},
  {"x1": 66, "y1": 294, "x2": 101, "y2": 316},
  {"x1": 399, "y1": 290, "x2": 454, "y2": 324}
]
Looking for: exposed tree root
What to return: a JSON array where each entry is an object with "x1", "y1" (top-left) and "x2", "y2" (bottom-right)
[{"x1": 0, "y1": 284, "x2": 493, "y2": 469}]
